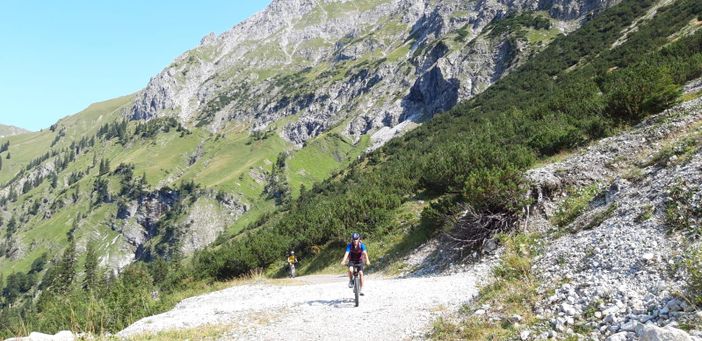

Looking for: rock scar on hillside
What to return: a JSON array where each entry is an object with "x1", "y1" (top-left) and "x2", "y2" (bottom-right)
[
  {"x1": 524, "y1": 91, "x2": 702, "y2": 339},
  {"x1": 118, "y1": 262, "x2": 492, "y2": 340}
]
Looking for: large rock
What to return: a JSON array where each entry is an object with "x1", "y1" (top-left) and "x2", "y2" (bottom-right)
[
  {"x1": 606, "y1": 332, "x2": 629, "y2": 341},
  {"x1": 5, "y1": 331, "x2": 74, "y2": 341},
  {"x1": 640, "y1": 324, "x2": 697, "y2": 341},
  {"x1": 179, "y1": 197, "x2": 246, "y2": 255}
]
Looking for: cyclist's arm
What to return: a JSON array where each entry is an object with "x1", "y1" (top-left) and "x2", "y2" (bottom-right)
[
  {"x1": 341, "y1": 251, "x2": 349, "y2": 265},
  {"x1": 363, "y1": 251, "x2": 371, "y2": 266}
]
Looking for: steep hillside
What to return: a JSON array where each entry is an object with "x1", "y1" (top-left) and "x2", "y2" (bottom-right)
[
  {"x1": 432, "y1": 82, "x2": 702, "y2": 340},
  {"x1": 0, "y1": 0, "x2": 615, "y2": 278},
  {"x1": 0, "y1": 125, "x2": 28, "y2": 138},
  {"x1": 191, "y1": 0, "x2": 701, "y2": 281},
  {"x1": 0, "y1": 96, "x2": 134, "y2": 274},
  {"x1": 0, "y1": 95, "x2": 370, "y2": 278},
  {"x1": 528, "y1": 91, "x2": 702, "y2": 340}
]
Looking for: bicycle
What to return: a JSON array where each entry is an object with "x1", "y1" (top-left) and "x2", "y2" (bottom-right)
[
  {"x1": 350, "y1": 263, "x2": 362, "y2": 307},
  {"x1": 288, "y1": 262, "x2": 297, "y2": 278}
]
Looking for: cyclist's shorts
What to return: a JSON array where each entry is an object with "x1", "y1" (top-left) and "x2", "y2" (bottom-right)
[{"x1": 348, "y1": 261, "x2": 364, "y2": 273}]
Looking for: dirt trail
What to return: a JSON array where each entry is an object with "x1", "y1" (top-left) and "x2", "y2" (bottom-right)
[{"x1": 118, "y1": 263, "x2": 492, "y2": 340}]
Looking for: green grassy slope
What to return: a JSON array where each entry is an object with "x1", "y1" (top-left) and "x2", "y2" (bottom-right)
[
  {"x1": 0, "y1": 96, "x2": 132, "y2": 184},
  {"x1": 0, "y1": 93, "x2": 369, "y2": 278}
]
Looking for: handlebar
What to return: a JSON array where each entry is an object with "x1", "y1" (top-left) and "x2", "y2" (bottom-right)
[{"x1": 343, "y1": 263, "x2": 367, "y2": 269}]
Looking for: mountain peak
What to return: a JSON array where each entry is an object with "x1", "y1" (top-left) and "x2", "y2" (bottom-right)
[
  {"x1": 0, "y1": 124, "x2": 30, "y2": 137},
  {"x1": 200, "y1": 32, "x2": 217, "y2": 45},
  {"x1": 130, "y1": 0, "x2": 613, "y2": 146}
]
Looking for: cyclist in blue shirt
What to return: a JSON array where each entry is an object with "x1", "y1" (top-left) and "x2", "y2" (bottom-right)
[{"x1": 340, "y1": 233, "x2": 370, "y2": 295}]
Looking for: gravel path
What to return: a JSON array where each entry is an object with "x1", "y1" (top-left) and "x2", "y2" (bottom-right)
[{"x1": 118, "y1": 262, "x2": 492, "y2": 340}]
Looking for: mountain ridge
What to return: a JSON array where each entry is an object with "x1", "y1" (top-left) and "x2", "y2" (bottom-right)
[
  {"x1": 0, "y1": 124, "x2": 29, "y2": 137},
  {"x1": 129, "y1": 0, "x2": 617, "y2": 146}
]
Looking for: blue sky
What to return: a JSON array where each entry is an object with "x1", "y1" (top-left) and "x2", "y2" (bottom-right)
[{"x1": 0, "y1": 1, "x2": 271, "y2": 131}]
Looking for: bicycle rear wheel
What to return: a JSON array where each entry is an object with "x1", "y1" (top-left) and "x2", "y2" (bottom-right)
[{"x1": 354, "y1": 275, "x2": 360, "y2": 307}]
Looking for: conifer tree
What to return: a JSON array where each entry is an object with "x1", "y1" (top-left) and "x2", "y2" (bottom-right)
[
  {"x1": 55, "y1": 236, "x2": 77, "y2": 293},
  {"x1": 72, "y1": 184, "x2": 80, "y2": 203},
  {"x1": 83, "y1": 242, "x2": 98, "y2": 291},
  {"x1": 99, "y1": 158, "x2": 110, "y2": 175},
  {"x1": 264, "y1": 152, "x2": 291, "y2": 206},
  {"x1": 50, "y1": 172, "x2": 58, "y2": 189}
]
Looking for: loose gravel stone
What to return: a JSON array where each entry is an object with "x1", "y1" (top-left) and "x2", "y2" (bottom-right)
[{"x1": 527, "y1": 91, "x2": 702, "y2": 339}]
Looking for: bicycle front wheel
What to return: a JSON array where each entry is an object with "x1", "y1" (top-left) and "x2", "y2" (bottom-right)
[{"x1": 354, "y1": 276, "x2": 360, "y2": 307}]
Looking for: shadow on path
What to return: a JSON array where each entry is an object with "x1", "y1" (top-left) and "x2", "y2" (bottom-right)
[{"x1": 303, "y1": 298, "x2": 356, "y2": 308}]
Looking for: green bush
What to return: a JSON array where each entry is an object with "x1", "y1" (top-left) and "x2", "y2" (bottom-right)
[
  {"x1": 552, "y1": 184, "x2": 601, "y2": 228},
  {"x1": 685, "y1": 247, "x2": 702, "y2": 305},
  {"x1": 462, "y1": 165, "x2": 531, "y2": 214},
  {"x1": 665, "y1": 180, "x2": 702, "y2": 237},
  {"x1": 635, "y1": 204, "x2": 654, "y2": 223},
  {"x1": 604, "y1": 63, "x2": 682, "y2": 121},
  {"x1": 420, "y1": 196, "x2": 459, "y2": 231},
  {"x1": 487, "y1": 12, "x2": 552, "y2": 37}
]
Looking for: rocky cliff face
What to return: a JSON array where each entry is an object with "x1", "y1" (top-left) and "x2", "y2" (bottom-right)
[
  {"x1": 130, "y1": 0, "x2": 620, "y2": 147},
  {"x1": 114, "y1": 188, "x2": 247, "y2": 264}
]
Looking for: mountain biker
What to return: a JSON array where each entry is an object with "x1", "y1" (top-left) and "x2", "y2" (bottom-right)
[
  {"x1": 340, "y1": 233, "x2": 370, "y2": 295},
  {"x1": 287, "y1": 251, "x2": 298, "y2": 277}
]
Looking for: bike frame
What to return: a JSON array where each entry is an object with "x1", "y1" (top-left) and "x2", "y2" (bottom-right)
[{"x1": 288, "y1": 262, "x2": 296, "y2": 278}]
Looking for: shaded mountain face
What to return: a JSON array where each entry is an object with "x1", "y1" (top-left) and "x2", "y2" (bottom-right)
[
  {"x1": 0, "y1": 124, "x2": 29, "y2": 137},
  {"x1": 130, "y1": 0, "x2": 618, "y2": 148}
]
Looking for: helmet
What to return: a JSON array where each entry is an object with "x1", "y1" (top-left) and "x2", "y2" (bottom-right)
[
  {"x1": 290, "y1": 251, "x2": 295, "y2": 255},
  {"x1": 351, "y1": 232, "x2": 360, "y2": 240}
]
